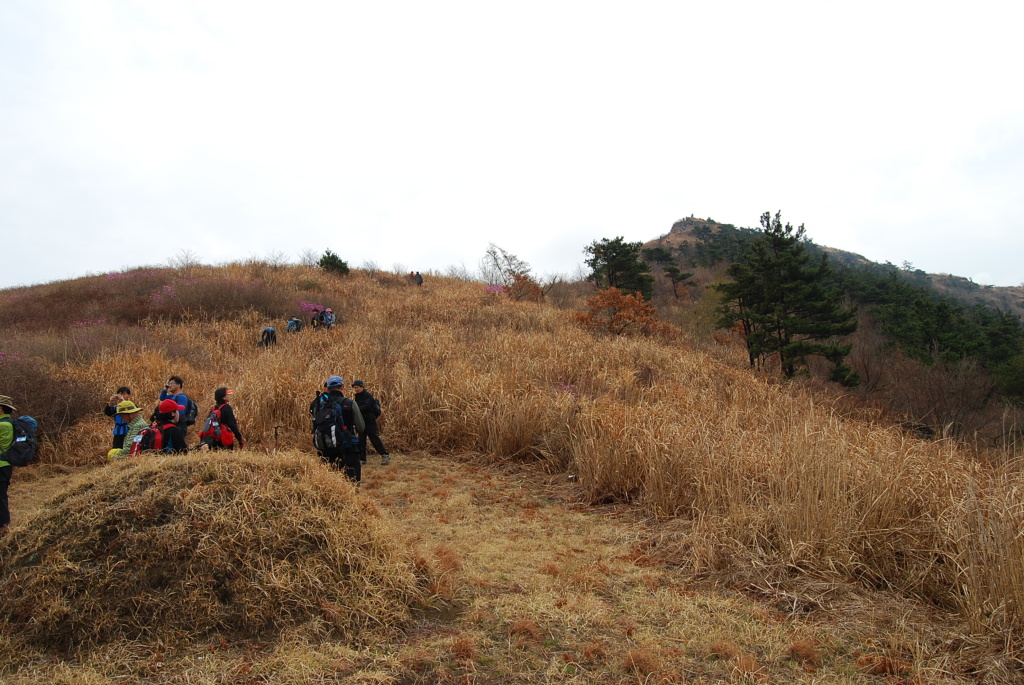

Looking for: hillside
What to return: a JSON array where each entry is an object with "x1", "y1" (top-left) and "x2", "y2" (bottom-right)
[
  {"x1": 650, "y1": 216, "x2": 1024, "y2": 319},
  {"x1": 1, "y1": 263, "x2": 1022, "y2": 683}
]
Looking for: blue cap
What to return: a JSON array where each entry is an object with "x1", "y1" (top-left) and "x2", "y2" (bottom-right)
[{"x1": 325, "y1": 375, "x2": 344, "y2": 388}]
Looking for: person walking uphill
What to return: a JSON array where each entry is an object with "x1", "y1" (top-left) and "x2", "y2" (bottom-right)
[
  {"x1": 310, "y1": 376, "x2": 364, "y2": 484},
  {"x1": 197, "y1": 387, "x2": 244, "y2": 451},
  {"x1": 352, "y1": 380, "x2": 390, "y2": 465},
  {"x1": 106, "y1": 400, "x2": 149, "y2": 460}
]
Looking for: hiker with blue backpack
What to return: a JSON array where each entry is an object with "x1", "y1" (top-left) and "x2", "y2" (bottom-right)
[
  {"x1": 103, "y1": 386, "x2": 133, "y2": 449},
  {"x1": 310, "y1": 376, "x2": 364, "y2": 483},
  {"x1": 106, "y1": 400, "x2": 149, "y2": 460},
  {"x1": 1, "y1": 394, "x2": 38, "y2": 532}
]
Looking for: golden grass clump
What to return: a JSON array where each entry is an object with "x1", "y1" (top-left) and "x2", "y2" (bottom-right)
[{"x1": 0, "y1": 451, "x2": 427, "y2": 654}]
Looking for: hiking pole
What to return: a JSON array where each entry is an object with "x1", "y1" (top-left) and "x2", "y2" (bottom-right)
[{"x1": 273, "y1": 425, "x2": 282, "y2": 452}]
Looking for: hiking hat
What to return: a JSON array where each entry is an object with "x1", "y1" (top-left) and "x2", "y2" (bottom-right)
[
  {"x1": 0, "y1": 395, "x2": 15, "y2": 413},
  {"x1": 115, "y1": 400, "x2": 142, "y2": 414},
  {"x1": 158, "y1": 399, "x2": 186, "y2": 413},
  {"x1": 352, "y1": 380, "x2": 365, "y2": 387},
  {"x1": 325, "y1": 375, "x2": 344, "y2": 388}
]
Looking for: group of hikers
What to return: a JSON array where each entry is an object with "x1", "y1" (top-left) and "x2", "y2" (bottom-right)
[
  {"x1": 103, "y1": 378, "x2": 243, "y2": 459},
  {"x1": 258, "y1": 308, "x2": 337, "y2": 347},
  {"x1": 102, "y1": 374, "x2": 390, "y2": 480},
  {"x1": 0, "y1": 372, "x2": 392, "y2": 530}
]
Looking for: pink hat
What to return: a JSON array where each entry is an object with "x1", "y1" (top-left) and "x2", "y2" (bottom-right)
[{"x1": 158, "y1": 399, "x2": 185, "y2": 413}]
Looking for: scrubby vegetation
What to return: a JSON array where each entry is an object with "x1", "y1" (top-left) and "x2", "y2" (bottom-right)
[{"x1": 1, "y1": 259, "x2": 1022, "y2": 682}]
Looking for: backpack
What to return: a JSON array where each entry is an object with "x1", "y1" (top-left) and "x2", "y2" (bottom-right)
[
  {"x1": 312, "y1": 398, "x2": 357, "y2": 451},
  {"x1": 1, "y1": 416, "x2": 38, "y2": 467},
  {"x1": 286, "y1": 319, "x2": 303, "y2": 333},
  {"x1": 198, "y1": 404, "x2": 235, "y2": 447},
  {"x1": 130, "y1": 422, "x2": 181, "y2": 456},
  {"x1": 183, "y1": 398, "x2": 199, "y2": 426}
]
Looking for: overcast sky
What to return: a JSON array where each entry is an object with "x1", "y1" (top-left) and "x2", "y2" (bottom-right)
[{"x1": 2, "y1": 1, "x2": 1022, "y2": 289}]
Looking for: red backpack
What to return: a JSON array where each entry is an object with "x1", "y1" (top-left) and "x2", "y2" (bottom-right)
[
  {"x1": 198, "y1": 404, "x2": 234, "y2": 447},
  {"x1": 129, "y1": 422, "x2": 176, "y2": 456}
]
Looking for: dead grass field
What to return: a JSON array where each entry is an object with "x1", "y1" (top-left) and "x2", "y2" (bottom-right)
[
  {"x1": 1, "y1": 263, "x2": 1022, "y2": 682},
  {"x1": 1, "y1": 450, "x2": 999, "y2": 684}
]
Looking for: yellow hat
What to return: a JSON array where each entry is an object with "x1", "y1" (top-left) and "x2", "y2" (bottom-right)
[
  {"x1": 107, "y1": 448, "x2": 122, "y2": 460},
  {"x1": 115, "y1": 400, "x2": 142, "y2": 414}
]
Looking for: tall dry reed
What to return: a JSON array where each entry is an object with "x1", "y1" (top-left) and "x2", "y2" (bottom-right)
[{"x1": 25, "y1": 265, "x2": 1024, "y2": 642}]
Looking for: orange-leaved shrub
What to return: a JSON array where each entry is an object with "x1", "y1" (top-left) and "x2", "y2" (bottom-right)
[{"x1": 573, "y1": 287, "x2": 677, "y2": 340}]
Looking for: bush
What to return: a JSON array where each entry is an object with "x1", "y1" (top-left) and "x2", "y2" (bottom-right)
[
  {"x1": 318, "y1": 249, "x2": 350, "y2": 276},
  {"x1": 0, "y1": 353, "x2": 94, "y2": 446}
]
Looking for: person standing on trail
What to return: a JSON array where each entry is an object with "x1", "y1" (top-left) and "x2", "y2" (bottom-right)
[
  {"x1": 0, "y1": 395, "x2": 18, "y2": 531},
  {"x1": 352, "y1": 380, "x2": 390, "y2": 466},
  {"x1": 103, "y1": 386, "x2": 132, "y2": 449},
  {"x1": 106, "y1": 400, "x2": 149, "y2": 460},
  {"x1": 197, "y1": 387, "x2": 244, "y2": 451},
  {"x1": 310, "y1": 376, "x2": 364, "y2": 483}
]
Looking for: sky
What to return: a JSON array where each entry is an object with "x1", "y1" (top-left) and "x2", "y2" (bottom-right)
[{"x1": 2, "y1": 1, "x2": 1023, "y2": 289}]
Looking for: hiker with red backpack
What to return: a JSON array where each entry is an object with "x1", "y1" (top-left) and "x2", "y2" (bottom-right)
[
  {"x1": 134, "y1": 399, "x2": 189, "y2": 455},
  {"x1": 106, "y1": 400, "x2": 149, "y2": 460},
  {"x1": 197, "y1": 387, "x2": 244, "y2": 452}
]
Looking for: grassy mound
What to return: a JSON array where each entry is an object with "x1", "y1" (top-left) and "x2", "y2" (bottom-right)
[{"x1": 0, "y1": 452, "x2": 427, "y2": 654}]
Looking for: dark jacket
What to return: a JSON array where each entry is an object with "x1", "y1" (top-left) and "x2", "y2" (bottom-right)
[
  {"x1": 353, "y1": 390, "x2": 382, "y2": 426},
  {"x1": 311, "y1": 390, "x2": 365, "y2": 450},
  {"x1": 215, "y1": 402, "x2": 244, "y2": 445}
]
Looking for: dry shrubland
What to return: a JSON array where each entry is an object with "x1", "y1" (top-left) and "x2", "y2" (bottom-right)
[{"x1": 2, "y1": 261, "x2": 1023, "y2": 679}]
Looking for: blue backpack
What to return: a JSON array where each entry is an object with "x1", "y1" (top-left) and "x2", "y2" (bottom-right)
[
  {"x1": 1, "y1": 416, "x2": 38, "y2": 467},
  {"x1": 312, "y1": 398, "x2": 357, "y2": 451}
]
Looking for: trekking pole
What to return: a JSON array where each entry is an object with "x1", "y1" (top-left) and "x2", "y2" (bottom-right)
[{"x1": 273, "y1": 425, "x2": 282, "y2": 452}]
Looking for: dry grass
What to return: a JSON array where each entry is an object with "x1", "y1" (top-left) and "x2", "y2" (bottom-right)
[
  {"x1": 1, "y1": 262, "x2": 1023, "y2": 681},
  {"x1": 0, "y1": 452, "x2": 427, "y2": 657}
]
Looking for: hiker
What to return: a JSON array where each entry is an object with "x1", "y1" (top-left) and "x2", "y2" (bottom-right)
[
  {"x1": 159, "y1": 376, "x2": 194, "y2": 434},
  {"x1": 310, "y1": 376, "x2": 364, "y2": 483},
  {"x1": 352, "y1": 380, "x2": 390, "y2": 466},
  {"x1": 197, "y1": 387, "x2": 244, "y2": 451},
  {"x1": 103, "y1": 386, "x2": 132, "y2": 449},
  {"x1": 0, "y1": 395, "x2": 18, "y2": 531},
  {"x1": 414, "y1": 271, "x2": 423, "y2": 286},
  {"x1": 106, "y1": 400, "x2": 149, "y2": 460},
  {"x1": 258, "y1": 326, "x2": 277, "y2": 347},
  {"x1": 322, "y1": 308, "x2": 336, "y2": 329},
  {"x1": 148, "y1": 399, "x2": 189, "y2": 453},
  {"x1": 286, "y1": 316, "x2": 304, "y2": 333},
  {"x1": 310, "y1": 309, "x2": 322, "y2": 329}
]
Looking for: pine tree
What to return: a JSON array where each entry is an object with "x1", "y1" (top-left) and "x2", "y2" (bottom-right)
[
  {"x1": 716, "y1": 211, "x2": 858, "y2": 384},
  {"x1": 584, "y1": 237, "x2": 654, "y2": 300}
]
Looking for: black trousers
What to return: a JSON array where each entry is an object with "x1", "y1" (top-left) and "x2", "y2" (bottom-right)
[
  {"x1": 321, "y1": 448, "x2": 361, "y2": 483},
  {"x1": 0, "y1": 465, "x2": 12, "y2": 528},
  {"x1": 358, "y1": 422, "x2": 388, "y2": 460}
]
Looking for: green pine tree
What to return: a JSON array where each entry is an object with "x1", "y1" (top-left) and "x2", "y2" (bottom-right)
[
  {"x1": 715, "y1": 211, "x2": 858, "y2": 384},
  {"x1": 584, "y1": 237, "x2": 654, "y2": 300}
]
